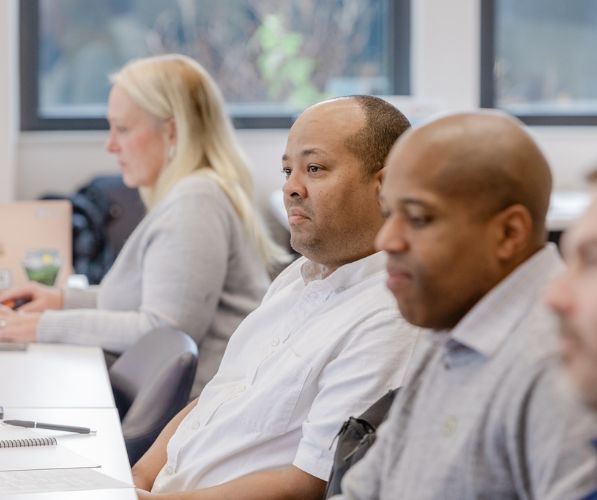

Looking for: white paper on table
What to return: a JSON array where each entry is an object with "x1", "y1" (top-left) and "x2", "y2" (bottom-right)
[
  {"x1": 0, "y1": 445, "x2": 99, "y2": 472},
  {"x1": 0, "y1": 467, "x2": 132, "y2": 495}
]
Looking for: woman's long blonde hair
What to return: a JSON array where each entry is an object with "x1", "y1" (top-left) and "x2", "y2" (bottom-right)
[{"x1": 110, "y1": 54, "x2": 287, "y2": 268}]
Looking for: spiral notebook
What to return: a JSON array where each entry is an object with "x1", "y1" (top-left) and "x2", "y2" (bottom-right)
[
  {"x1": 0, "y1": 422, "x2": 62, "y2": 449},
  {"x1": 0, "y1": 433, "x2": 57, "y2": 449},
  {"x1": 0, "y1": 423, "x2": 99, "y2": 472}
]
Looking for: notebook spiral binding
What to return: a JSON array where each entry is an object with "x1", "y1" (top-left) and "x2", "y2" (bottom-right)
[{"x1": 0, "y1": 436, "x2": 58, "y2": 448}]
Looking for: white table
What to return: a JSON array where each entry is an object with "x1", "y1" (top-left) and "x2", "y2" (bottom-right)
[
  {"x1": 0, "y1": 344, "x2": 114, "y2": 408},
  {"x1": 1, "y1": 407, "x2": 132, "y2": 484},
  {"x1": 2, "y1": 489, "x2": 136, "y2": 500},
  {"x1": 0, "y1": 344, "x2": 136, "y2": 498}
]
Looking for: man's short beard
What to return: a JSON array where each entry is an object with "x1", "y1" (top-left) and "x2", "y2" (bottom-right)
[{"x1": 290, "y1": 235, "x2": 323, "y2": 257}]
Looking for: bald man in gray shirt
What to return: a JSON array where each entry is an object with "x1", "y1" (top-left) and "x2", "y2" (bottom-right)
[{"x1": 334, "y1": 111, "x2": 597, "y2": 500}]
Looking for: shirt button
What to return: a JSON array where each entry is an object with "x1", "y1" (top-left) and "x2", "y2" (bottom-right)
[
  {"x1": 192, "y1": 421, "x2": 201, "y2": 430},
  {"x1": 271, "y1": 338, "x2": 280, "y2": 347},
  {"x1": 442, "y1": 416, "x2": 458, "y2": 437},
  {"x1": 165, "y1": 465, "x2": 174, "y2": 475}
]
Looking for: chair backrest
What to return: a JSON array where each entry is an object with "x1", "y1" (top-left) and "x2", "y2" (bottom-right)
[
  {"x1": 108, "y1": 327, "x2": 198, "y2": 464},
  {"x1": 42, "y1": 175, "x2": 145, "y2": 284}
]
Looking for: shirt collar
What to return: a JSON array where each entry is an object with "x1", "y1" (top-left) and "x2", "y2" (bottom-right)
[
  {"x1": 448, "y1": 243, "x2": 563, "y2": 358},
  {"x1": 299, "y1": 251, "x2": 386, "y2": 293}
]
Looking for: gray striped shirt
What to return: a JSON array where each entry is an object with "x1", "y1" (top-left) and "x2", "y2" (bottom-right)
[{"x1": 336, "y1": 244, "x2": 597, "y2": 500}]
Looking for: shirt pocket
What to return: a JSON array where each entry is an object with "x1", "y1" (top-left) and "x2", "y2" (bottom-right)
[
  {"x1": 194, "y1": 381, "x2": 247, "y2": 427},
  {"x1": 240, "y1": 347, "x2": 313, "y2": 436}
]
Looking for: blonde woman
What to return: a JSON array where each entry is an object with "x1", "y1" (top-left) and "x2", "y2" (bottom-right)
[{"x1": 0, "y1": 54, "x2": 286, "y2": 397}]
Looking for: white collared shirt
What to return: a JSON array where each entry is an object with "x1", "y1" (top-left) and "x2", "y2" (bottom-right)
[{"x1": 152, "y1": 252, "x2": 420, "y2": 492}]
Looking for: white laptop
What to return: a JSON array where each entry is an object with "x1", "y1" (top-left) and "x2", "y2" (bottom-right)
[{"x1": 0, "y1": 200, "x2": 72, "y2": 289}]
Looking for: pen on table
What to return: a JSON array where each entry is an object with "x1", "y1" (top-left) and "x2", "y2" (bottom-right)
[{"x1": 3, "y1": 419, "x2": 95, "y2": 434}]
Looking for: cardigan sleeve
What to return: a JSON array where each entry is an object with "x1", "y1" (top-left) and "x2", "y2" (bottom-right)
[
  {"x1": 62, "y1": 286, "x2": 99, "y2": 309},
  {"x1": 36, "y1": 180, "x2": 233, "y2": 353}
]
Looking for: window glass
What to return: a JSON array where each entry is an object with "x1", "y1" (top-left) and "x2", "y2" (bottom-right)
[
  {"x1": 35, "y1": 0, "x2": 403, "y2": 124},
  {"x1": 492, "y1": 0, "x2": 597, "y2": 117}
]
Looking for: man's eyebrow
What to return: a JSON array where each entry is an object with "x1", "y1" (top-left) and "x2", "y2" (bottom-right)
[
  {"x1": 578, "y1": 237, "x2": 597, "y2": 256},
  {"x1": 282, "y1": 148, "x2": 327, "y2": 162},
  {"x1": 377, "y1": 193, "x2": 434, "y2": 210},
  {"x1": 399, "y1": 198, "x2": 433, "y2": 209},
  {"x1": 300, "y1": 148, "x2": 326, "y2": 157}
]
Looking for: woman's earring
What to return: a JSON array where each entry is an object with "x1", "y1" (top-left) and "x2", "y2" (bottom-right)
[{"x1": 167, "y1": 145, "x2": 176, "y2": 162}]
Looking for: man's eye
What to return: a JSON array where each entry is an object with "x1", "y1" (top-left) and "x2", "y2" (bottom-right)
[
  {"x1": 115, "y1": 126, "x2": 128, "y2": 133},
  {"x1": 307, "y1": 165, "x2": 321, "y2": 174},
  {"x1": 281, "y1": 167, "x2": 291, "y2": 178},
  {"x1": 407, "y1": 215, "x2": 432, "y2": 228}
]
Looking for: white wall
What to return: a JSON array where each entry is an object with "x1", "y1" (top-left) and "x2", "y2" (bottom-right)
[
  {"x1": 17, "y1": 130, "x2": 289, "y2": 216},
  {"x1": 0, "y1": 0, "x2": 17, "y2": 202},
  {"x1": 6, "y1": 0, "x2": 597, "y2": 205},
  {"x1": 412, "y1": 0, "x2": 480, "y2": 110}
]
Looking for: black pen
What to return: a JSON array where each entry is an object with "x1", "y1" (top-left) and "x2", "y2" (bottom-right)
[{"x1": 4, "y1": 419, "x2": 94, "y2": 434}]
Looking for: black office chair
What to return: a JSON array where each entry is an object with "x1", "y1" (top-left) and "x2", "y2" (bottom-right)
[
  {"x1": 108, "y1": 327, "x2": 198, "y2": 464},
  {"x1": 41, "y1": 175, "x2": 146, "y2": 285}
]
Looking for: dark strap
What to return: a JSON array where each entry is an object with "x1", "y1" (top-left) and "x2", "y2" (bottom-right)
[
  {"x1": 359, "y1": 388, "x2": 398, "y2": 425},
  {"x1": 325, "y1": 388, "x2": 398, "y2": 498}
]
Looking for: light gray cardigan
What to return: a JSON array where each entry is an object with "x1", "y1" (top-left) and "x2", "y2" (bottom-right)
[{"x1": 38, "y1": 175, "x2": 270, "y2": 397}]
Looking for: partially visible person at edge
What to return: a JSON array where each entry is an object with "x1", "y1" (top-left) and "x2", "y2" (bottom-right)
[
  {"x1": 133, "y1": 96, "x2": 420, "y2": 499},
  {"x1": 0, "y1": 54, "x2": 286, "y2": 398},
  {"x1": 333, "y1": 110, "x2": 597, "y2": 500},
  {"x1": 546, "y1": 171, "x2": 597, "y2": 500}
]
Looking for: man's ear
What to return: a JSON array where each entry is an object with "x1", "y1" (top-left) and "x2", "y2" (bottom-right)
[
  {"x1": 492, "y1": 204, "x2": 533, "y2": 261},
  {"x1": 373, "y1": 166, "x2": 386, "y2": 192}
]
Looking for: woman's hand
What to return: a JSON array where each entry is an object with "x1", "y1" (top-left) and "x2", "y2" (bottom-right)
[
  {"x1": 0, "y1": 305, "x2": 40, "y2": 343},
  {"x1": 0, "y1": 282, "x2": 64, "y2": 313}
]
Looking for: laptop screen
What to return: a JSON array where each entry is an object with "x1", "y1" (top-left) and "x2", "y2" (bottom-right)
[{"x1": 0, "y1": 201, "x2": 72, "y2": 289}]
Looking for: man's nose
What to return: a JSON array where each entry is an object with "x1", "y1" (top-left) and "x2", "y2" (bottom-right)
[
  {"x1": 283, "y1": 170, "x2": 307, "y2": 199},
  {"x1": 375, "y1": 216, "x2": 408, "y2": 254}
]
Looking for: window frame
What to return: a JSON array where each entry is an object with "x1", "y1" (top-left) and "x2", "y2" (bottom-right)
[
  {"x1": 20, "y1": 0, "x2": 411, "y2": 131},
  {"x1": 480, "y1": 0, "x2": 597, "y2": 126}
]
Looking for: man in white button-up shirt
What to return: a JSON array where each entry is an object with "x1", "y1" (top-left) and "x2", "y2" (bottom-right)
[{"x1": 134, "y1": 96, "x2": 420, "y2": 500}]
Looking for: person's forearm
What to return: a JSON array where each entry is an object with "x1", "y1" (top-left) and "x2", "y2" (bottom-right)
[
  {"x1": 146, "y1": 466, "x2": 325, "y2": 500},
  {"x1": 132, "y1": 399, "x2": 198, "y2": 491}
]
